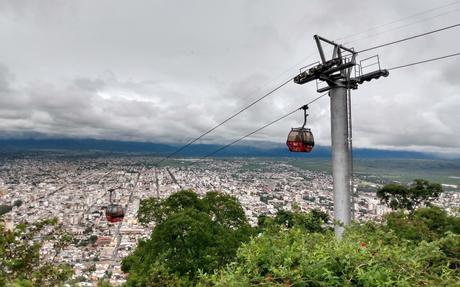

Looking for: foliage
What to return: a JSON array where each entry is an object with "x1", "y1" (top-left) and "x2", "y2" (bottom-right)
[
  {"x1": 137, "y1": 190, "x2": 204, "y2": 224},
  {"x1": 12, "y1": 200, "x2": 23, "y2": 208},
  {"x1": 97, "y1": 278, "x2": 113, "y2": 287},
  {"x1": 377, "y1": 179, "x2": 442, "y2": 212},
  {"x1": 257, "y1": 209, "x2": 330, "y2": 234},
  {"x1": 123, "y1": 190, "x2": 253, "y2": 285},
  {"x1": 384, "y1": 206, "x2": 460, "y2": 242},
  {"x1": 137, "y1": 197, "x2": 163, "y2": 225},
  {"x1": 124, "y1": 260, "x2": 191, "y2": 287},
  {"x1": 0, "y1": 204, "x2": 13, "y2": 216},
  {"x1": 202, "y1": 191, "x2": 248, "y2": 230},
  {"x1": 130, "y1": 187, "x2": 459, "y2": 286},
  {"x1": 201, "y1": 221, "x2": 460, "y2": 286},
  {"x1": 76, "y1": 234, "x2": 98, "y2": 247},
  {"x1": 279, "y1": 209, "x2": 329, "y2": 231},
  {"x1": 0, "y1": 218, "x2": 74, "y2": 286}
]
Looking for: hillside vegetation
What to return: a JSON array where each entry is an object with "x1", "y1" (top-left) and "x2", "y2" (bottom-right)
[
  {"x1": 1, "y1": 181, "x2": 458, "y2": 286},
  {"x1": 121, "y1": 182, "x2": 459, "y2": 286}
]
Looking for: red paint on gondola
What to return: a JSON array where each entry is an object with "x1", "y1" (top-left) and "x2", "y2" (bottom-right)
[
  {"x1": 286, "y1": 140, "x2": 313, "y2": 152},
  {"x1": 106, "y1": 214, "x2": 124, "y2": 223}
]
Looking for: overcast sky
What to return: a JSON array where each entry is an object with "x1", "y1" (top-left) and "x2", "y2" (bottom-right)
[{"x1": 1, "y1": 0, "x2": 459, "y2": 156}]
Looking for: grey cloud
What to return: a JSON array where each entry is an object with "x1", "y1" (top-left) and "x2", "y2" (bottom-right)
[
  {"x1": 0, "y1": 0, "x2": 459, "y2": 155},
  {"x1": 0, "y1": 64, "x2": 13, "y2": 93}
]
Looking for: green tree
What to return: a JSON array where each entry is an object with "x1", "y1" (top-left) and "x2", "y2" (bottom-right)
[
  {"x1": 0, "y1": 204, "x2": 12, "y2": 216},
  {"x1": 256, "y1": 214, "x2": 271, "y2": 230},
  {"x1": 124, "y1": 190, "x2": 253, "y2": 284},
  {"x1": 384, "y1": 206, "x2": 460, "y2": 242},
  {"x1": 137, "y1": 197, "x2": 163, "y2": 225},
  {"x1": 12, "y1": 200, "x2": 23, "y2": 208},
  {"x1": 273, "y1": 210, "x2": 296, "y2": 228},
  {"x1": 260, "y1": 208, "x2": 330, "y2": 233},
  {"x1": 202, "y1": 191, "x2": 247, "y2": 230},
  {"x1": 377, "y1": 179, "x2": 443, "y2": 212},
  {"x1": 138, "y1": 189, "x2": 204, "y2": 224},
  {"x1": 131, "y1": 209, "x2": 234, "y2": 276},
  {"x1": 0, "y1": 218, "x2": 74, "y2": 286},
  {"x1": 97, "y1": 278, "x2": 113, "y2": 287}
]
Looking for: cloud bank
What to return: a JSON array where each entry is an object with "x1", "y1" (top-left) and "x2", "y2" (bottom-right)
[{"x1": 0, "y1": 0, "x2": 459, "y2": 156}]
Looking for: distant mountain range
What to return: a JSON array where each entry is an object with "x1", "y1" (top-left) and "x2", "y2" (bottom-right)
[{"x1": 0, "y1": 138, "x2": 440, "y2": 159}]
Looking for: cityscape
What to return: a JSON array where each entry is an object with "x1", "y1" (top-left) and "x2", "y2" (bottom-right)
[
  {"x1": 1, "y1": 0, "x2": 460, "y2": 285},
  {"x1": 1, "y1": 155, "x2": 458, "y2": 286}
]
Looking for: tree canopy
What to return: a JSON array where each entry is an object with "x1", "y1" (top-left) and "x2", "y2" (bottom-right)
[
  {"x1": 385, "y1": 206, "x2": 460, "y2": 242},
  {"x1": 123, "y1": 190, "x2": 253, "y2": 285},
  {"x1": 377, "y1": 179, "x2": 443, "y2": 212},
  {"x1": 0, "y1": 218, "x2": 73, "y2": 286},
  {"x1": 258, "y1": 208, "x2": 330, "y2": 233}
]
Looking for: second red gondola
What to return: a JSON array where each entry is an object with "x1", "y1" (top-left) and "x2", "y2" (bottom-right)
[
  {"x1": 106, "y1": 204, "x2": 124, "y2": 223},
  {"x1": 105, "y1": 188, "x2": 124, "y2": 223}
]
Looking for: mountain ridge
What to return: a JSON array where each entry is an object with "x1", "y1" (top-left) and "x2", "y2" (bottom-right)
[{"x1": 0, "y1": 138, "x2": 443, "y2": 159}]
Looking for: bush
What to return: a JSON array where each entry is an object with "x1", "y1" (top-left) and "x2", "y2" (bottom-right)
[
  {"x1": 384, "y1": 207, "x2": 460, "y2": 242},
  {"x1": 201, "y1": 223, "x2": 459, "y2": 286}
]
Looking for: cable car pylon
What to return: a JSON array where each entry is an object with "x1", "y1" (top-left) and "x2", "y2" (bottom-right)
[{"x1": 292, "y1": 35, "x2": 389, "y2": 239}]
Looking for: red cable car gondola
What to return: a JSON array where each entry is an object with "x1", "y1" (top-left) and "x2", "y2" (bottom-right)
[
  {"x1": 286, "y1": 105, "x2": 314, "y2": 152},
  {"x1": 105, "y1": 188, "x2": 124, "y2": 223}
]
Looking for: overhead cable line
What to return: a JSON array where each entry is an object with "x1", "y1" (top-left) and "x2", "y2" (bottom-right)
[
  {"x1": 357, "y1": 23, "x2": 460, "y2": 53},
  {"x1": 336, "y1": 0, "x2": 460, "y2": 42},
  {"x1": 387, "y1": 51, "x2": 460, "y2": 71},
  {"x1": 168, "y1": 51, "x2": 460, "y2": 173},
  {"x1": 271, "y1": 2, "x2": 460, "y2": 89},
  {"x1": 185, "y1": 92, "x2": 329, "y2": 165},
  {"x1": 266, "y1": 3, "x2": 451, "y2": 86},
  {"x1": 183, "y1": 51, "x2": 460, "y2": 164},
  {"x1": 345, "y1": 7, "x2": 460, "y2": 46},
  {"x1": 156, "y1": 18, "x2": 460, "y2": 167},
  {"x1": 154, "y1": 76, "x2": 295, "y2": 165},
  {"x1": 166, "y1": 167, "x2": 182, "y2": 189},
  {"x1": 199, "y1": 111, "x2": 298, "y2": 159}
]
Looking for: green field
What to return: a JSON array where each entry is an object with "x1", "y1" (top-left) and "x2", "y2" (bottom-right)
[
  {"x1": 287, "y1": 158, "x2": 460, "y2": 190},
  {"x1": 164, "y1": 157, "x2": 460, "y2": 190}
]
